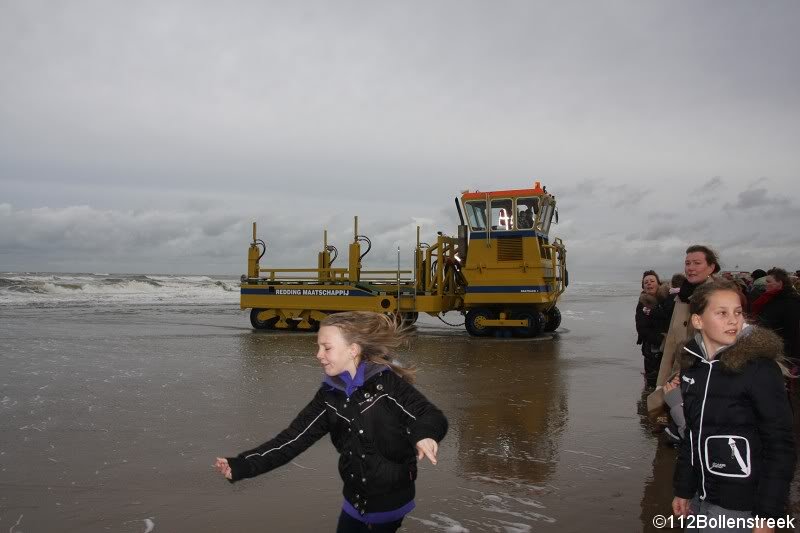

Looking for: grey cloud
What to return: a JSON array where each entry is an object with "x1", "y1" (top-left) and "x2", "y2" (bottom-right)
[
  {"x1": 556, "y1": 179, "x2": 602, "y2": 202},
  {"x1": 608, "y1": 185, "x2": 650, "y2": 209},
  {"x1": 649, "y1": 211, "x2": 677, "y2": 221},
  {"x1": 718, "y1": 232, "x2": 762, "y2": 250},
  {"x1": 0, "y1": 203, "x2": 244, "y2": 257},
  {"x1": 558, "y1": 181, "x2": 649, "y2": 209},
  {"x1": 2, "y1": 2, "x2": 800, "y2": 279},
  {"x1": 724, "y1": 187, "x2": 791, "y2": 210},
  {"x1": 691, "y1": 176, "x2": 724, "y2": 196},
  {"x1": 722, "y1": 177, "x2": 800, "y2": 217},
  {"x1": 643, "y1": 225, "x2": 679, "y2": 241},
  {"x1": 641, "y1": 219, "x2": 710, "y2": 242},
  {"x1": 0, "y1": 199, "x2": 449, "y2": 272}
]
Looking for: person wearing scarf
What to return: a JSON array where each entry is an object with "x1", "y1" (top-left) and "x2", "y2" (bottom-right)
[
  {"x1": 754, "y1": 267, "x2": 800, "y2": 368},
  {"x1": 646, "y1": 245, "x2": 720, "y2": 419}
]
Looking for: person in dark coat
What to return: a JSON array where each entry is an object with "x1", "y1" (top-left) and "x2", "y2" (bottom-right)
[
  {"x1": 748, "y1": 269, "x2": 768, "y2": 303},
  {"x1": 215, "y1": 312, "x2": 448, "y2": 533},
  {"x1": 635, "y1": 270, "x2": 670, "y2": 387},
  {"x1": 753, "y1": 267, "x2": 800, "y2": 366},
  {"x1": 672, "y1": 280, "x2": 795, "y2": 523}
]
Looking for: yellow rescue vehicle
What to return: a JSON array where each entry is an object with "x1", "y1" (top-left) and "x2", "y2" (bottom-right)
[{"x1": 240, "y1": 182, "x2": 567, "y2": 337}]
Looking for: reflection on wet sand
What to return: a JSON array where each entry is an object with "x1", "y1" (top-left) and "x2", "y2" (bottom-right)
[
  {"x1": 397, "y1": 332, "x2": 567, "y2": 531},
  {"x1": 636, "y1": 390, "x2": 678, "y2": 532},
  {"x1": 454, "y1": 338, "x2": 567, "y2": 486}
]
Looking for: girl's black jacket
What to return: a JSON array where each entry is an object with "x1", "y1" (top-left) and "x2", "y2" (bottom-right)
[
  {"x1": 226, "y1": 363, "x2": 448, "y2": 515},
  {"x1": 673, "y1": 327, "x2": 795, "y2": 518}
]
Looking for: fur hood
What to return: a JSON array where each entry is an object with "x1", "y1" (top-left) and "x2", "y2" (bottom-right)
[
  {"x1": 679, "y1": 325, "x2": 785, "y2": 373},
  {"x1": 656, "y1": 282, "x2": 673, "y2": 302},
  {"x1": 639, "y1": 283, "x2": 670, "y2": 308}
]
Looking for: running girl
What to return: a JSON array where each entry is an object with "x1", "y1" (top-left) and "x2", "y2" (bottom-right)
[{"x1": 215, "y1": 311, "x2": 448, "y2": 532}]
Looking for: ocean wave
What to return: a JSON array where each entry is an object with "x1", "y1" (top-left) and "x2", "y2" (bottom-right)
[
  {"x1": 1, "y1": 273, "x2": 640, "y2": 307},
  {"x1": 0, "y1": 273, "x2": 240, "y2": 306},
  {"x1": 560, "y1": 281, "x2": 640, "y2": 300}
]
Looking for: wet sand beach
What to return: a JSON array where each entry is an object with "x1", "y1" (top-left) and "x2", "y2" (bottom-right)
[{"x1": 1, "y1": 279, "x2": 798, "y2": 532}]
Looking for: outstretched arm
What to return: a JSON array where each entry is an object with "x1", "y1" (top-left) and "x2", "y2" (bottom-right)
[{"x1": 217, "y1": 388, "x2": 331, "y2": 483}]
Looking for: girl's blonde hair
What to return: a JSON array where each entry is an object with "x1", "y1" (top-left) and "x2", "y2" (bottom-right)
[{"x1": 320, "y1": 311, "x2": 417, "y2": 383}]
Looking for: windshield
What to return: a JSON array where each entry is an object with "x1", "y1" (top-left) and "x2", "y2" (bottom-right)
[
  {"x1": 490, "y1": 199, "x2": 513, "y2": 230},
  {"x1": 516, "y1": 197, "x2": 539, "y2": 229},
  {"x1": 464, "y1": 200, "x2": 487, "y2": 231}
]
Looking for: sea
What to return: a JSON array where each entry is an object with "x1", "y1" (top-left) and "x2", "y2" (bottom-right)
[{"x1": 1, "y1": 273, "x2": 797, "y2": 532}]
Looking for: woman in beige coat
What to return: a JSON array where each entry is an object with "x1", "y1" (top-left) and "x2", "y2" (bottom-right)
[{"x1": 647, "y1": 245, "x2": 719, "y2": 417}]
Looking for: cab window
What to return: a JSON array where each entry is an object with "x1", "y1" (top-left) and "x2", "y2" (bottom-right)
[
  {"x1": 491, "y1": 199, "x2": 513, "y2": 230},
  {"x1": 516, "y1": 197, "x2": 539, "y2": 229},
  {"x1": 539, "y1": 201, "x2": 554, "y2": 234},
  {"x1": 464, "y1": 200, "x2": 487, "y2": 231}
]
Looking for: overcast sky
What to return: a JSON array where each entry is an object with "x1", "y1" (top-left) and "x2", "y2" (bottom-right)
[{"x1": 1, "y1": 1, "x2": 799, "y2": 280}]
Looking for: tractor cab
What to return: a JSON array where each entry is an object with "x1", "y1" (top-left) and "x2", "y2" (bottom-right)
[
  {"x1": 453, "y1": 181, "x2": 567, "y2": 336},
  {"x1": 460, "y1": 182, "x2": 555, "y2": 235}
]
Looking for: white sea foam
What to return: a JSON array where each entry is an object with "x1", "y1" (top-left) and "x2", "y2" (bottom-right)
[
  {"x1": 560, "y1": 280, "x2": 640, "y2": 300},
  {"x1": 0, "y1": 272, "x2": 239, "y2": 306},
  {"x1": 406, "y1": 513, "x2": 470, "y2": 532},
  {"x1": 9, "y1": 514, "x2": 23, "y2": 533},
  {"x1": 491, "y1": 520, "x2": 532, "y2": 533},
  {"x1": 1, "y1": 273, "x2": 638, "y2": 307}
]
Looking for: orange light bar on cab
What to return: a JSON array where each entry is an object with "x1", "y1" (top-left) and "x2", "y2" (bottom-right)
[{"x1": 461, "y1": 181, "x2": 545, "y2": 200}]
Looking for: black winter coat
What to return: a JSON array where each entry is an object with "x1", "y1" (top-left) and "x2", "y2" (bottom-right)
[
  {"x1": 673, "y1": 328, "x2": 795, "y2": 518},
  {"x1": 635, "y1": 289, "x2": 671, "y2": 348},
  {"x1": 757, "y1": 289, "x2": 800, "y2": 361},
  {"x1": 226, "y1": 364, "x2": 448, "y2": 515}
]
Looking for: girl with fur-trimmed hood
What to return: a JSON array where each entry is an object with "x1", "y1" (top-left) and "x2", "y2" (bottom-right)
[{"x1": 672, "y1": 279, "x2": 795, "y2": 524}]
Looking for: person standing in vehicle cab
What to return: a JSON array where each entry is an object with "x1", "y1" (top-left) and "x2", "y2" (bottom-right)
[{"x1": 517, "y1": 206, "x2": 534, "y2": 229}]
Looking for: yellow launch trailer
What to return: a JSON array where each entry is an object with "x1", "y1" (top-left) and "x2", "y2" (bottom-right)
[{"x1": 240, "y1": 182, "x2": 567, "y2": 337}]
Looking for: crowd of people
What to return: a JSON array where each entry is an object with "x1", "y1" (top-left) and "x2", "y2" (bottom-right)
[
  {"x1": 636, "y1": 257, "x2": 800, "y2": 389},
  {"x1": 635, "y1": 245, "x2": 798, "y2": 529}
]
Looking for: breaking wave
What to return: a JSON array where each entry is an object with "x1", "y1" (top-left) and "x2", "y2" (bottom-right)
[
  {"x1": 0, "y1": 273, "x2": 239, "y2": 306},
  {"x1": 1, "y1": 273, "x2": 639, "y2": 307}
]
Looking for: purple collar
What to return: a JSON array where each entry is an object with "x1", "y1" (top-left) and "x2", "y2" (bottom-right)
[
  {"x1": 324, "y1": 362, "x2": 388, "y2": 396},
  {"x1": 338, "y1": 362, "x2": 365, "y2": 397}
]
